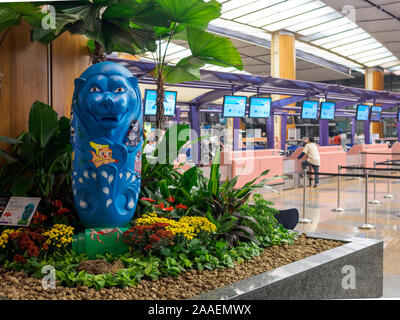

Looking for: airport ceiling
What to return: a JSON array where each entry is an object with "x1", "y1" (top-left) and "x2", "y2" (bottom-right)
[{"x1": 138, "y1": 0, "x2": 400, "y2": 83}]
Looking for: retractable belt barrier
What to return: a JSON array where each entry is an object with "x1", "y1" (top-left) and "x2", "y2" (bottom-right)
[
  {"x1": 303, "y1": 170, "x2": 400, "y2": 230},
  {"x1": 360, "y1": 152, "x2": 400, "y2": 156},
  {"x1": 306, "y1": 172, "x2": 400, "y2": 179}
]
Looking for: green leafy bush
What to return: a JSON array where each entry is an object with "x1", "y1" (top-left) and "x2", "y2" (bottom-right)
[
  {"x1": 239, "y1": 194, "x2": 298, "y2": 247},
  {"x1": 0, "y1": 101, "x2": 81, "y2": 229}
]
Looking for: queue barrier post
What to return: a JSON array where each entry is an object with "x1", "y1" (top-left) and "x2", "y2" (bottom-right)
[
  {"x1": 331, "y1": 165, "x2": 345, "y2": 212},
  {"x1": 359, "y1": 171, "x2": 376, "y2": 230},
  {"x1": 369, "y1": 161, "x2": 381, "y2": 205},
  {"x1": 299, "y1": 168, "x2": 312, "y2": 224},
  {"x1": 384, "y1": 161, "x2": 394, "y2": 199}
]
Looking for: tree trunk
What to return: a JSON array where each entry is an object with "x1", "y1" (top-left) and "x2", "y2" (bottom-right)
[
  {"x1": 90, "y1": 41, "x2": 107, "y2": 64},
  {"x1": 155, "y1": 71, "x2": 165, "y2": 131}
]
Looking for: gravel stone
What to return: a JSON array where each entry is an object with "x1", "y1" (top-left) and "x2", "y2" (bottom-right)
[{"x1": 0, "y1": 234, "x2": 343, "y2": 300}]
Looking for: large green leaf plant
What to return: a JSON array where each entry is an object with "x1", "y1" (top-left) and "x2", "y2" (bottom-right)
[
  {"x1": 149, "y1": 0, "x2": 244, "y2": 129},
  {"x1": 0, "y1": 101, "x2": 72, "y2": 203}
]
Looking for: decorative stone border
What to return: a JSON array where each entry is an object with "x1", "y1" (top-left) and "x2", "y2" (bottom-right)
[{"x1": 189, "y1": 233, "x2": 383, "y2": 300}]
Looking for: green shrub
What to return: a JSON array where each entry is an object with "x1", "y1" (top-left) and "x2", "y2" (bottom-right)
[{"x1": 239, "y1": 194, "x2": 298, "y2": 247}]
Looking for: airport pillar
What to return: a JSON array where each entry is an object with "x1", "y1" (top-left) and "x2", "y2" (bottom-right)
[
  {"x1": 271, "y1": 30, "x2": 296, "y2": 149},
  {"x1": 365, "y1": 67, "x2": 384, "y2": 140},
  {"x1": 232, "y1": 118, "x2": 241, "y2": 151},
  {"x1": 319, "y1": 120, "x2": 329, "y2": 146},
  {"x1": 280, "y1": 114, "x2": 287, "y2": 150},
  {"x1": 351, "y1": 119, "x2": 356, "y2": 145},
  {"x1": 189, "y1": 104, "x2": 200, "y2": 164}
]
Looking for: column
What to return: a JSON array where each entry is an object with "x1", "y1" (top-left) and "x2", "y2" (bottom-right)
[
  {"x1": 232, "y1": 118, "x2": 241, "y2": 151},
  {"x1": 280, "y1": 114, "x2": 287, "y2": 150},
  {"x1": 189, "y1": 104, "x2": 200, "y2": 164},
  {"x1": 351, "y1": 119, "x2": 356, "y2": 145},
  {"x1": 271, "y1": 30, "x2": 296, "y2": 149},
  {"x1": 319, "y1": 120, "x2": 329, "y2": 146},
  {"x1": 365, "y1": 67, "x2": 384, "y2": 140}
]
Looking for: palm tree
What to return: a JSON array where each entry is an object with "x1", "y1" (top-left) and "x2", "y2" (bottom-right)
[
  {"x1": 1, "y1": 1, "x2": 244, "y2": 130},
  {"x1": 148, "y1": 0, "x2": 244, "y2": 129},
  {"x1": 30, "y1": 0, "x2": 161, "y2": 64}
]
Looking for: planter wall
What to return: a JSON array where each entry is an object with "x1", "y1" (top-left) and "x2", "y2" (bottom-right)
[{"x1": 190, "y1": 233, "x2": 383, "y2": 300}]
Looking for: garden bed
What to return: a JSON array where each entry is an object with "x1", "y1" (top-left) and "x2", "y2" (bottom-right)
[{"x1": 0, "y1": 233, "x2": 348, "y2": 300}]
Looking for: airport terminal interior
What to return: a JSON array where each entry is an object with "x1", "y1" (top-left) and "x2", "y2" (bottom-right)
[
  {"x1": 2, "y1": 0, "x2": 400, "y2": 301},
  {"x1": 133, "y1": 0, "x2": 400, "y2": 298}
]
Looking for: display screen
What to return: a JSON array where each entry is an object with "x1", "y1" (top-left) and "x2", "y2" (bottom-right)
[
  {"x1": 319, "y1": 102, "x2": 336, "y2": 120},
  {"x1": 398, "y1": 108, "x2": 400, "y2": 122},
  {"x1": 370, "y1": 106, "x2": 382, "y2": 122},
  {"x1": 222, "y1": 95, "x2": 247, "y2": 118},
  {"x1": 249, "y1": 97, "x2": 272, "y2": 118},
  {"x1": 301, "y1": 101, "x2": 319, "y2": 119},
  {"x1": 144, "y1": 90, "x2": 177, "y2": 116},
  {"x1": 356, "y1": 104, "x2": 370, "y2": 121}
]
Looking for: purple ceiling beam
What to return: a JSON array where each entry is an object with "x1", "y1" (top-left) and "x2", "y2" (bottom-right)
[
  {"x1": 272, "y1": 96, "x2": 305, "y2": 109},
  {"x1": 191, "y1": 85, "x2": 250, "y2": 106}
]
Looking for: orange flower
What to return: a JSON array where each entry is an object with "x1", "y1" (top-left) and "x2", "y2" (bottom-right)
[{"x1": 175, "y1": 204, "x2": 188, "y2": 210}]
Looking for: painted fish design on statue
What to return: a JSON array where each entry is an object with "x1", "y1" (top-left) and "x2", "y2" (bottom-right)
[{"x1": 70, "y1": 61, "x2": 143, "y2": 228}]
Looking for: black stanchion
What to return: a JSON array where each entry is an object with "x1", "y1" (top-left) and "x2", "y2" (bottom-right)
[{"x1": 332, "y1": 165, "x2": 345, "y2": 212}]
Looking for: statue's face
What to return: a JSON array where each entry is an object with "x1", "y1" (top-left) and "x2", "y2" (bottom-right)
[{"x1": 78, "y1": 74, "x2": 139, "y2": 130}]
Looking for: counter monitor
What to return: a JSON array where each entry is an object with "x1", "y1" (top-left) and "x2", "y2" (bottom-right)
[
  {"x1": 356, "y1": 104, "x2": 370, "y2": 121},
  {"x1": 370, "y1": 106, "x2": 382, "y2": 122},
  {"x1": 144, "y1": 89, "x2": 177, "y2": 117},
  {"x1": 222, "y1": 95, "x2": 247, "y2": 118},
  {"x1": 319, "y1": 102, "x2": 336, "y2": 120},
  {"x1": 249, "y1": 97, "x2": 272, "y2": 118},
  {"x1": 301, "y1": 101, "x2": 319, "y2": 120}
]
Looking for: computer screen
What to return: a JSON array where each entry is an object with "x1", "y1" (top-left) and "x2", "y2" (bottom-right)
[
  {"x1": 249, "y1": 97, "x2": 272, "y2": 118},
  {"x1": 369, "y1": 106, "x2": 382, "y2": 122},
  {"x1": 222, "y1": 95, "x2": 247, "y2": 118},
  {"x1": 398, "y1": 108, "x2": 400, "y2": 122},
  {"x1": 144, "y1": 90, "x2": 177, "y2": 116},
  {"x1": 356, "y1": 104, "x2": 370, "y2": 121},
  {"x1": 319, "y1": 102, "x2": 336, "y2": 120},
  {"x1": 301, "y1": 101, "x2": 319, "y2": 120},
  {"x1": 207, "y1": 113, "x2": 220, "y2": 123}
]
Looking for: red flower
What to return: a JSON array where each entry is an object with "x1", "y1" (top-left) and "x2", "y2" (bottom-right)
[
  {"x1": 13, "y1": 254, "x2": 27, "y2": 264},
  {"x1": 166, "y1": 196, "x2": 175, "y2": 203},
  {"x1": 144, "y1": 244, "x2": 152, "y2": 250},
  {"x1": 149, "y1": 234, "x2": 161, "y2": 243},
  {"x1": 141, "y1": 197, "x2": 155, "y2": 203},
  {"x1": 54, "y1": 200, "x2": 62, "y2": 208},
  {"x1": 175, "y1": 204, "x2": 188, "y2": 210},
  {"x1": 32, "y1": 211, "x2": 47, "y2": 224},
  {"x1": 57, "y1": 207, "x2": 70, "y2": 215}
]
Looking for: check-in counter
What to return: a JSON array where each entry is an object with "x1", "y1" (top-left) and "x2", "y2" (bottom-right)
[
  {"x1": 390, "y1": 142, "x2": 400, "y2": 161},
  {"x1": 288, "y1": 145, "x2": 347, "y2": 174},
  {"x1": 176, "y1": 149, "x2": 283, "y2": 188},
  {"x1": 346, "y1": 144, "x2": 392, "y2": 168},
  {"x1": 222, "y1": 149, "x2": 284, "y2": 188}
]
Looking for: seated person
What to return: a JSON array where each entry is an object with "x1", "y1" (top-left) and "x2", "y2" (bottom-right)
[{"x1": 298, "y1": 137, "x2": 320, "y2": 188}]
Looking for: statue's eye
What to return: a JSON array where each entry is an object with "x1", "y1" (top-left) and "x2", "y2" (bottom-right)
[
  {"x1": 90, "y1": 87, "x2": 101, "y2": 92},
  {"x1": 114, "y1": 87, "x2": 126, "y2": 93},
  {"x1": 100, "y1": 152, "x2": 105, "y2": 156}
]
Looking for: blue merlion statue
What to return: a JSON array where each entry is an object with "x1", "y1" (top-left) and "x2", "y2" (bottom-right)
[{"x1": 70, "y1": 61, "x2": 143, "y2": 228}]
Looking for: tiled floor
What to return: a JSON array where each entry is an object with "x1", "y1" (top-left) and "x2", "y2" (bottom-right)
[{"x1": 262, "y1": 177, "x2": 400, "y2": 298}]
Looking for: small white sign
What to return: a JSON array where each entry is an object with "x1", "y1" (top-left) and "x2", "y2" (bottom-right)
[{"x1": 0, "y1": 197, "x2": 41, "y2": 227}]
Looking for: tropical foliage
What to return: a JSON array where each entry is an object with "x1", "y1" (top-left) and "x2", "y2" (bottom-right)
[{"x1": 0, "y1": 101, "x2": 79, "y2": 228}]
